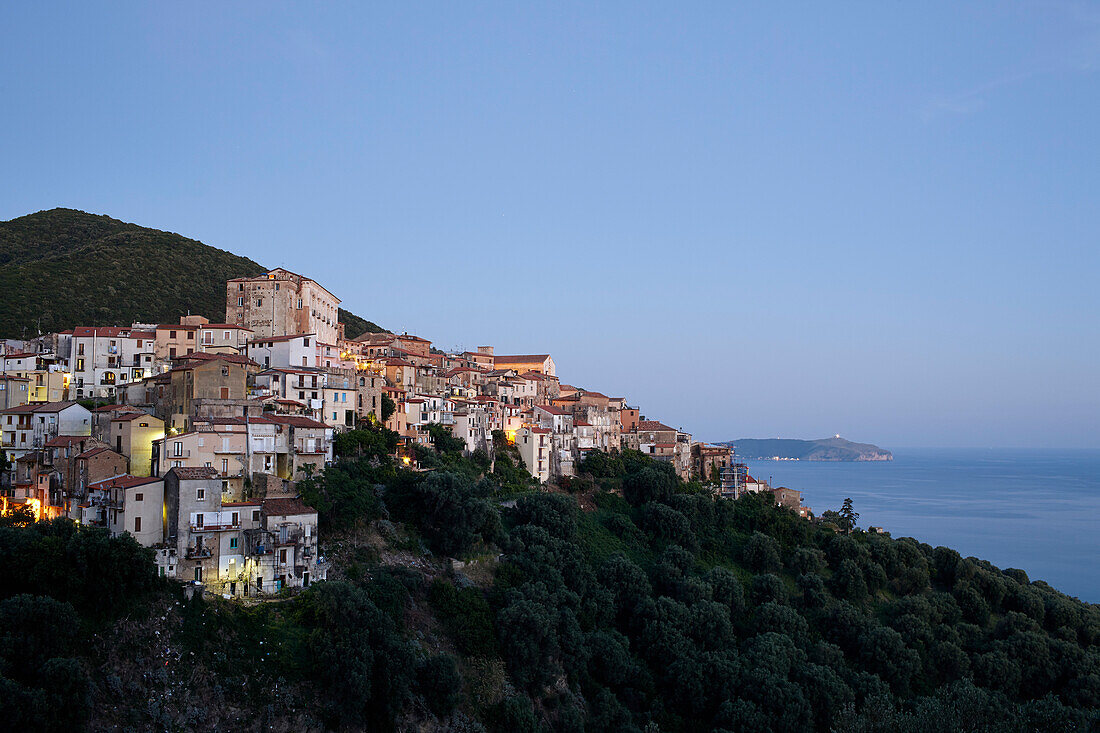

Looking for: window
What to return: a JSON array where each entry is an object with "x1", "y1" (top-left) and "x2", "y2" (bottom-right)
[
  {"x1": 297, "y1": 298, "x2": 302, "y2": 309},
  {"x1": 173, "y1": 441, "x2": 183, "y2": 457},
  {"x1": 221, "y1": 366, "x2": 229, "y2": 377},
  {"x1": 256, "y1": 298, "x2": 263, "y2": 307},
  {"x1": 230, "y1": 536, "x2": 238, "y2": 549},
  {"x1": 237, "y1": 297, "x2": 244, "y2": 307},
  {"x1": 196, "y1": 513, "x2": 204, "y2": 527},
  {"x1": 170, "y1": 330, "x2": 177, "y2": 339},
  {"x1": 76, "y1": 358, "x2": 84, "y2": 371},
  {"x1": 134, "y1": 516, "x2": 141, "y2": 532},
  {"x1": 224, "y1": 331, "x2": 231, "y2": 340},
  {"x1": 197, "y1": 488, "x2": 206, "y2": 501},
  {"x1": 231, "y1": 511, "x2": 239, "y2": 526},
  {"x1": 252, "y1": 510, "x2": 260, "y2": 522},
  {"x1": 221, "y1": 459, "x2": 228, "y2": 474},
  {"x1": 195, "y1": 567, "x2": 202, "y2": 582},
  {"x1": 279, "y1": 549, "x2": 288, "y2": 564},
  {"x1": 135, "y1": 493, "x2": 143, "y2": 502},
  {"x1": 77, "y1": 343, "x2": 85, "y2": 356}
]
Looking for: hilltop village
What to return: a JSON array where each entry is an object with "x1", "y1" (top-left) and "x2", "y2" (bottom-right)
[{"x1": 1, "y1": 268, "x2": 809, "y2": 597}]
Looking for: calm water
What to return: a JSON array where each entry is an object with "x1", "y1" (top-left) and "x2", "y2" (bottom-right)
[{"x1": 743, "y1": 448, "x2": 1100, "y2": 603}]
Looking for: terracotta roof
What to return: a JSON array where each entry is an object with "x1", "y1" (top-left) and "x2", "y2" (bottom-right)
[
  {"x1": 112, "y1": 412, "x2": 158, "y2": 422},
  {"x1": 222, "y1": 500, "x2": 262, "y2": 507},
  {"x1": 638, "y1": 420, "x2": 676, "y2": 432},
  {"x1": 72, "y1": 327, "x2": 129, "y2": 338},
  {"x1": 157, "y1": 323, "x2": 198, "y2": 331},
  {"x1": 574, "y1": 420, "x2": 591, "y2": 427},
  {"x1": 248, "y1": 333, "x2": 315, "y2": 344},
  {"x1": 178, "y1": 352, "x2": 259, "y2": 367},
  {"x1": 536, "y1": 404, "x2": 570, "y2": 415},
  {"x1": 76, "y1": 446, "x2": 114, "y2": 459},
  {"x1": 130, "y1": 330, "x2": 156, "y2": 340},
  {"x1": 527, "y1": 427, "x2": 551, "y2": 434},
  {"x1": 167, "y1": 466, "x2": 219, "y2": 480},
  {"x1": 2, "y1": 400, "x2": 83, "y2": 415},
  {"x1": 262, "y1": 497, "x2": 317, "y2": 516},
  {"x1": 44, "y1": 435, "x2": 91, "y2": 448},
  {"x1": 94, "y1": 404, "x2": 138, "y2": 413},
  {"x1": 266, "y1": 414, "x2": 329, "y2": 429},
  {"x1": 494, "y1": 354, "x2": 550, "y2": 362},
  {"x1": 201, "y1": 323, "x2": 252, "y2": 330},
  {"x1": 88, "y1": 474, "x2": 162, "y2": 490},
  {"x1": 0, "y1": 352, "x2": 39, "y2": 359}
]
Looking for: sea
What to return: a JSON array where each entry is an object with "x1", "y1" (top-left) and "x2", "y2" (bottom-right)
[{"x1": 742, "y1": 448, "x2": 1100, "y2": 604}]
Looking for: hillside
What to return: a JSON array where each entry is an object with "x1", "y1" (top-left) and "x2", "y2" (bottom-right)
[
  {"x1": 0, "y1": 208, "x2": 384, "y2": 339},
  {"x1": 725, "y1": 436, "x2": 893, "y2": 461},
  {"x1": 1, "y1": 436, "x2": 1095, "y2": 731}
]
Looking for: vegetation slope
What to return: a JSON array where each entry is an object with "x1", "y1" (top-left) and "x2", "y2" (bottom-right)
[
  {"x1": 0, "y1": 208, "x2": 385, "y2": 338},
  {"x1": 1, "y1": 425, "x2": 1096, "y2": 732}
]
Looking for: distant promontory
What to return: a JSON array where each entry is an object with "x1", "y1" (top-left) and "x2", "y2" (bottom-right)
[{"x1": 720, "y1": 436, "x2": 893, "y2": 461}]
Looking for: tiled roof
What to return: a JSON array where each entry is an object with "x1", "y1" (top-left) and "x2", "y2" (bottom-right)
[
  {"x1": 112, "y1": 412, "x2": 157, "y2": 422},
  {"x1": 76, "y1": 446, "x2": 114, "y2": 459},
  {"x1": 494, "y1": 354, "x2": 550, "y2": 362},
  {"x1": 638, "y1": 420, "x2": 676, "y2": 432},
  {"x1": 248, "y1": 333, "x2": 315, "y2": 344},
  {"x1": 536, "y1": 404, "x2": 570, "y2": 415},
  {"x1": 262, "y1": 497, "x2": 316, "y2": 516},
  {"x1": 94, "y1": 404, "x2": 137, "y2": 412},
  {"x1": 72, "y1": 326, "x2": 128, "y2": 338},
  {"x1": 168, "y1": 466, "x2": 219, "y2": 480},
  {"x1": 3, "y1": 400, "x2": 83, "y2": 415},
  {"x1": 88, "y1": 475, "x2": 162, "y2": 490},
  {"x1": 178, "y1": 352, "x2": 259, "y2": 367},
  {"x1": 44, "y1": 435, "x2": 91, "y2": 448},
  {"x1": 266, "y1": 414, "x2": 329, "y2": 429}
]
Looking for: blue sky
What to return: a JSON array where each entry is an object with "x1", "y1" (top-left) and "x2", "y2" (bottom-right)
[{"x1": 2, "y1": 3, "x2": 1098, "y2": 448}]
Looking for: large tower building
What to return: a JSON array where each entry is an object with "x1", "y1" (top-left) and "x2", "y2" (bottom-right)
[{"x1": 226, "y1": 268, "x2": 341, "y2": 345}]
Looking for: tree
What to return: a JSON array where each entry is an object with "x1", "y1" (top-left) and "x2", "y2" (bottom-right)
[
  {"x1": 380, "y1": 393, "x2": 396, "y2": 422},
  {"x1": 622, "y1": 465, "x2": 677, "y2": 506},
  {"x1": 840, "y1": 497, "x2": 859, "y2": 535},
  {"x1": 743, "y1": 531, "x2": 782, "y2": 574}
]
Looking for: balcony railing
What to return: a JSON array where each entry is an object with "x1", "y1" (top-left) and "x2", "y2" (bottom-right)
[
  {"x1": 186, "y1": 544, "x2": 213, "y2": 559},
  {"x1": 190, "y1": 521, "x2": 240, "y2": 531}
]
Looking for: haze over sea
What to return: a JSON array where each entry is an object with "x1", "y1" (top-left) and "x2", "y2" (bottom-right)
[{"x1": 744, "y1": 449, "x2": 1100, "y2": 604}]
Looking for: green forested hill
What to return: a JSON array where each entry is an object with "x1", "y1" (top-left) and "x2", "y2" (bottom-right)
[
  {"x1": 2, "y1": 432, "x2": 1095, "y2": 731},
  {"x1": 0, "y1": 208, "x2": 384, "y2": 338}
]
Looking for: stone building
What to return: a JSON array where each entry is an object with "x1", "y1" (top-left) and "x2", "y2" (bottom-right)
[{"x1": 226, "y1": 268, "x2": 341, "y2": 345}]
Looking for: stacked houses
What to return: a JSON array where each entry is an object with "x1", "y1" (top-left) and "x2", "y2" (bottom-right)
[{"x1": 1, "y1": 266, "x2": 803, "y2": 598}]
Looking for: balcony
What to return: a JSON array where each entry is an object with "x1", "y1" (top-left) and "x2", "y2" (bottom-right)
[
  {"x1": 186, "y1": 543, "x2": 213, "y2": 559},
  {"x1": 190, "y1": 520, "x2": 240, "y2": 531}
]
